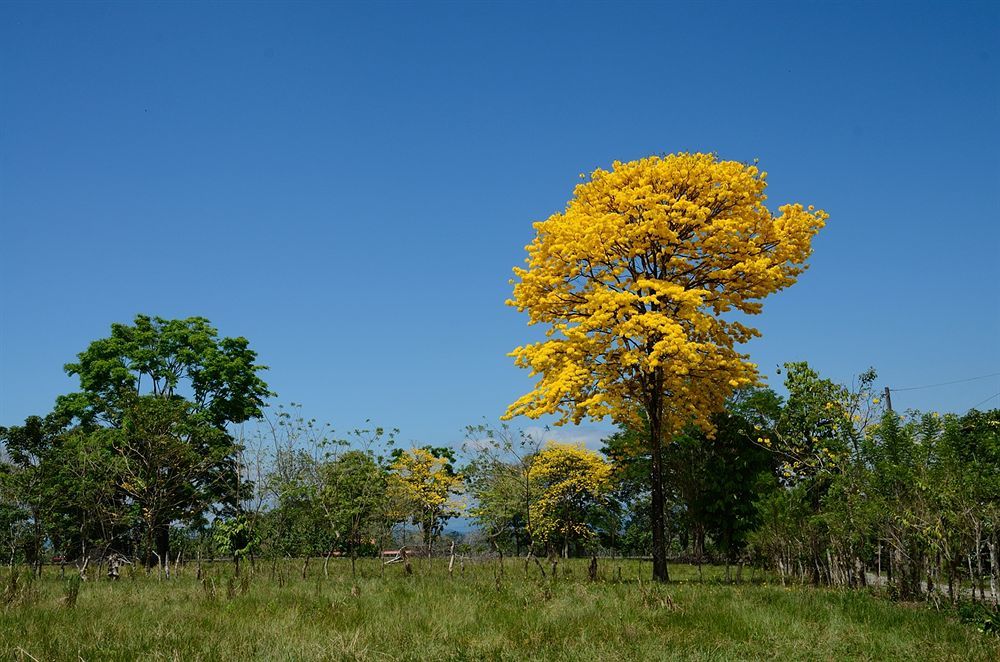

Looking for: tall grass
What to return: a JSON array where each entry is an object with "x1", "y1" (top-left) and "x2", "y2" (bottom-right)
[{"x1": 1, "y1": 559, "x2": 996, "y2": 660}]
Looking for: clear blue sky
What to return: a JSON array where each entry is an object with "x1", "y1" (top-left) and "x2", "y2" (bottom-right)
[{"x1": 2, "y1": 1, "x2": 998, "y2": 449}]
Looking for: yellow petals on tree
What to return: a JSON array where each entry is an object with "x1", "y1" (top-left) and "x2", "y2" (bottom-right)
[
  {"x1": 504, "y1": 152, "x2": 826, "y2": 581},
  {"x1": 528, "y1": 442, "x2": 613, "y2": 553},
  {"x1": 388, "y1": 447, "x2": 464, "y2": 556}
]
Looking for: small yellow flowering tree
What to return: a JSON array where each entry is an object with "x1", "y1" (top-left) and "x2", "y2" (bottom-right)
[
  {"x1": 506, "y1": 153, "x2": 826, "y2": 581},
  {"x1": 387, "y1": 447, "x2": 464, "y2": 558},
  {"x1": 529, "y1": 442, "x2": 612, "y2": 557}
]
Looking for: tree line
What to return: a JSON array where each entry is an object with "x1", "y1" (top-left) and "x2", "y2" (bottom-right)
[
  {"x1": 0, "y1": 315, "x2": 617, "y2": 578},
  {"x1": 2, "y1": 315, "x2": 997, "y2": 607}
]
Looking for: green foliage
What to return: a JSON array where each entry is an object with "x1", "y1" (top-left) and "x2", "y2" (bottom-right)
[
  {"x1": 741, "y1": 361, "x2": 1000, "y2": 599},
  {"x1": 603, "y1": 388, "x2": 780, "y2": 563},
  {"x1": 463, "y1": 423, "x2": 544, "y2": 554},
  {"x1": 58, "y1": 314, "x2": 271, "y2": 429},
  {"x1": 4, "y1": 312, "x2": 1000, "y2": 627},
  {"x1": 668, "y1": 403, "x2": 778, "y2": 562},
  {"x1": 765, "y1": 362, "x2": 880, "y2": 482},
  {"x1": 213, "y1": 515, "x2": 259, "y2": 561},
  {"x1": 244, "y1": 415, "x2": 399, "y2": 561},
  {"x1": 958, "y1": 601, "x2": 1000, "y2": 637},
  {"x1": 317, "y1": 450, "x2": 388, "y2": 557},
  {"x1": 0, "y1": 315, "x2": 271, "y2": 566},
  {"x1": 465, "y1": 457, "x2": 531, "y2": 552},
  {"x1": 260, "y1": 447, "x2": 328, "y2": 558}
]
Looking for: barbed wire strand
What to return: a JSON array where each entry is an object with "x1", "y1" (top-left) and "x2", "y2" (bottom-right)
[
  {"x1": 891, "y1": 371, "x2": 1000, "y2": 392},
  {"x1": 969, "y1": 391, "x2": 1000, "y2": 411}
]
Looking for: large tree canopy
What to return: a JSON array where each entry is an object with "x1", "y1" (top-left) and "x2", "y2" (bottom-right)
[
  {"x1": 58, "y1": 314, "x2": 271, "y2": 429},
  {"x1": 505, "y1": 153, "x2": 826, "y2": 580},
  {"x1": 43, "y1": 314, "x2": 272, "y2": 564}
]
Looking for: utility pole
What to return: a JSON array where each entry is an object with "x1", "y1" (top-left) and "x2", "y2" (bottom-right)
[{"x1": 883, "y1": 386, "x2": 893, "y2": 412}]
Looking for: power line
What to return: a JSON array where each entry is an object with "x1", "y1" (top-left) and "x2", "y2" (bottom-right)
[
  {"x1": 969, "y1": 391, "x2": 1000, "y2": 411},
  {"x1": 891, "y1": 371, "x2": 1000, "y2": 392}
]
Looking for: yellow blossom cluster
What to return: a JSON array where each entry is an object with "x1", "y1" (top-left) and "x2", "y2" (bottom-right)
[
  {"x1": 528, "y1": 442, "x2": 612, "y2": 546},
  {"x1": 387, "y1": 448, "x2": 464, "y2": 520},
  {"x1": 505, "y1": 153, "x2": 826, "y2": 437}
]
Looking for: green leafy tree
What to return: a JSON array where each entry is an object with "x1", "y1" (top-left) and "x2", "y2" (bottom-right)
[
  {"x1": 747, "y1": 364, "x2": 881, "y2": 587},
  {"x1": 0, "y1": 415, "x2": 128, "y2": 567},
  {"x1": 318, "y1": 449, "x2": 388, "y2": 573},
  {"x1": 113, "y1": 396, "x2": 244, "y2": 566},
  {"x1": 54, "y1": 315, "x2": 271, "y2": 565},
  {"x1": 0, "y1": 416, "x2": 64, "y2": 573},
  {"x1": 463, "y1": 423, "x2": 545, "y2": 555},
  {"x1": 213, "y1": 514, "x2": 259, "y2": 575},
  {"x1": 669, "y1": 398, "x2": 779, "y2": 572},
  {"x1": 763, "y1": 362, "x2": 880, "y2": 482},
  {"x1": 605, "y1": 389, "x2": 779, "y2": 566},
  {"x1": 263, "y1": 447, "x2": 327, "y2": 559},
  {"x1": 58, "y1": 315, "x2": 270, "y2": 429},
  {"x1": 0, "y1": 459, "x2": 30, "y2": 566},
  {"x1": 940, "y1": 409, "x2": 1000, "y2": 601}
]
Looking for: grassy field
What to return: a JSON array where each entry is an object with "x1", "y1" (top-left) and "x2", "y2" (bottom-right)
[{"x1": 2, "y1": 559, "x2": 997, "y2": 661}]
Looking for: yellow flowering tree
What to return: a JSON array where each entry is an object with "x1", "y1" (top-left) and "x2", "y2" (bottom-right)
[
  {"x1": 387, "y1": 447, "x2": 464, "y2": 558},
  {"x1": 529, "y1": 442, "x2": 612, "y2": 557},
  {"x1": 505, "y1": 153, "x2": 826, "y2": 580}
]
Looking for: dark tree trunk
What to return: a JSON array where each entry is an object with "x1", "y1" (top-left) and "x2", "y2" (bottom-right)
[
  {"x1": 648, "y1": 390, "x2": 670, "y2": 583},
  {"x1": 155, "y1": 523, "x2": 171, "y2": 567}
]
